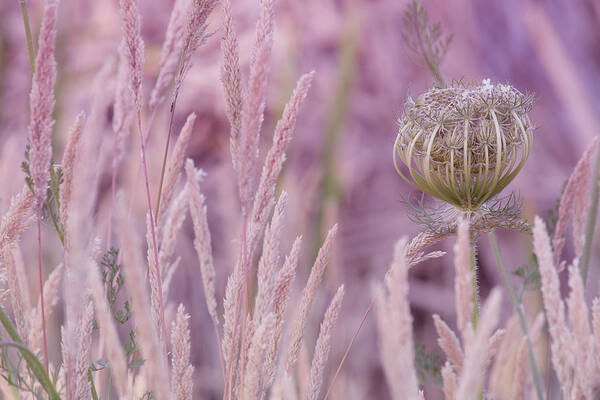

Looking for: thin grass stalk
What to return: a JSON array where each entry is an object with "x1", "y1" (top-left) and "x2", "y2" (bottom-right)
[
  {"x1": 36, "y1": 213, "x2": 48, "y2": 373},
  {"x1": 155, "y1": 91, "x2": 179, "y2": 218},
  {"x1": 136, "y1": 113, "x2": 168, "y2": 360},
  {"x1": 488, "y1": 230, "x2": 544, "y2": 400},
  {"x1": 581, "y1": 143, "x2": 600, "y2": 283},
  {"x1": 19, "y1": 0, "x2": 35, "y2": 75},
  {"x1": 470, "y1": 241, "x2": 479, "y2": 329},
  {"x1": 223, "y1": 217, "x2": 248, "y2": 400},
  {"x1": 323, "y1": 298, "x2": 374, "y2": 400}
]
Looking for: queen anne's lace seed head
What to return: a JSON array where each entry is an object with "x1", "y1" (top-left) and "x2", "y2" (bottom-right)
[{"x1": 394, "y1": 80, "x2": 534, "y2": 211}]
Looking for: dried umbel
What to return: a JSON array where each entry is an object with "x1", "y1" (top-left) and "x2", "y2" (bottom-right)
[{"x1": 394, "y1": 80, "x2": 534, "y2": 211}]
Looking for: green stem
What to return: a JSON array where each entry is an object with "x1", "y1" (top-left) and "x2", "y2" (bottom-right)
[
  {"x1": 0, "y1": 307, "x2": 61, "y2": 399},
  {"x1": 580, "y1": 142, "x2": 600, "y2": 283},
  {"x1": 488, "y1": 230, "x2": 544, "y2": 400},
  {"x1": 19, "y1": 0, "x2": 35, "y2": 76},
  {"x1": 88, "y1": 368, "x2": 99, "y2": 400},
  {"x1": 470, "y1": 239, "x2": 479, "y2": 329},
  {"x1": 45, "y1": 199, "x2": 64, "y2": 245}
]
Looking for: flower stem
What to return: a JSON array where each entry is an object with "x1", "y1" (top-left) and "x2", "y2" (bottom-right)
[
  {"x1": 470, "y1": 239, "x2": 479, "y2": 329},
  {"x1": 36, "y1": 209, "x2": 49, "y2": 374},
  {"x1": 488, "y1": 230, "x2": 544, "y2": 400},
  {"x1": 580, "y1": 142, "x2": 600, "y2": 284}
]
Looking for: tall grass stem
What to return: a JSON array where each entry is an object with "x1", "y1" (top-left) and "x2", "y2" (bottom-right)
[
  {"x1": 488, "y1": 230, "x2": 544, "y2": 400},
  {"x1": 580, "y1": 143, "x2": 600, "y2": 283},
  {"x1": 136, "y1": 112, "x2": 168, "y2": 360}
]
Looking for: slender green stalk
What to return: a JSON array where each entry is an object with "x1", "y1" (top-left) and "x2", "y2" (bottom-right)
[
  {"x1": 470, "y1": 241, "x2": 479, "y2": 329},
  {"x1": 19, "y1": 0, "x2": 35, "y2": 76},
  {"x1": 88, "y1": 368, "x2": 99, "y2": 400},
  {"x1": 0, "y1": 307, "x2": 60, "y2": 399},
  {"x1": 488, "y1": 230, "x2": 544, "y2": 400},
  {"x1": 581, "y1": 143, "x2": 600, "y2": 283}
]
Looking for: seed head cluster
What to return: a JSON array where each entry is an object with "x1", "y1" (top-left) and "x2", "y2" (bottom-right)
[{"x1": 394, "y1": 79, "x2": 534, "y2": 211}]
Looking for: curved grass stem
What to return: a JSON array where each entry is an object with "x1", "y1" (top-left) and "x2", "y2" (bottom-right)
[
  {"x1": 0, "y1": 307, "x2": 60, "y2": 399},
  {"x1": 580, "y1": 142, "x2": 600, "y2": 284},
  {"x1": 488, "y1": 230, "x2": 544, "y2": 400},
  {"x1": 36, "y1": 210, "x2": 49, "y2": 374}
]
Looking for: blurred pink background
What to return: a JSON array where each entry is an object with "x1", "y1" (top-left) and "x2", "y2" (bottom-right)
[{"x1": 1, "y1": 0, "x2": 600, "y2": 397}]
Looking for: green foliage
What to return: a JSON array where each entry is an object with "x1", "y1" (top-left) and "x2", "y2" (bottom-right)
[
  {"x1": 100, "y1": 248, "x2": 131, "y2": 324},
  {"x1": 513, "y1": 255, "x2": 541, "y2": 301},
  {"x1": 21, "y1": 144, "x2": 65, "y2": 244},
  {"x1": 414, "y1": 342, "x2": 442, "y2": 387},
  {"x1": 90, "y1": 247, "x2": 144, "y2": 397},
  {"x1": 0, "y1": 307, "x2": 61, "y2": 399}
]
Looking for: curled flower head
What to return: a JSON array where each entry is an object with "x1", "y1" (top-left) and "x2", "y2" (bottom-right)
[{"x1": 394, "y1": 80, "x2": 534, "y2": 211}]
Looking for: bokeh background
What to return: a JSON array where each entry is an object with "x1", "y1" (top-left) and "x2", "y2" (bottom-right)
[{"x1": 1, "y1": 0, "x2": 600, "y2": 398}]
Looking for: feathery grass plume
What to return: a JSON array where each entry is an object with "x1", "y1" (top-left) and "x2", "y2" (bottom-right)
[
  {"x1": 249, "y1": 72, "x2": 315, "y2": 248},
  {"x1": 175, "y1": 0, "x2": 217, "y2": 85},
  {"x1": 88, "y1": 262, "x2": 130, "y2": 398},
  {"x1": 264, "y1": 236, "x2": 301, "y2": 387},
  {"x1": 375, "y1": 238, "x2": 420, "y2": 400},
  {"x1": 59, "y1": 112, "x2": 86, "y2": 234},
  {"x1": 0, "y1": 186, "x2": 34, "y2": 252},
  {"x1": 171, "y1": 304, "x2": 194, "y2": 400},
  {"x1": 236, "y1": 0, "x2": 275, "y2": 212},
  {"x1": 453, "y1": 218, "x2": 474, "y2": 339},
  {"x1": 28, "y1": 0, "x2": 59, "y2": 205},
  {"x1": 155, "y1": 0, "x2": 216, "y2": 220},
  {"x1": 157, "y1": 113, "x2": 196, "y2": 226},
  {"x1": 253, "y1": 192, "x2": 287, "y2": 326},
  {"x1": 28, "y1": 263, "x2": 63, "y2": 353},
  {"x1": 186, "y1": 159, "x2": 218, "y2": 328},
  {"x1": 553, "y1": 138, "x2": 598, "y2": 268},
  {"x1": 532, "y1": 216, "x2": 574, "y2": 396},
  {"x1": 222, "y1": 258, "x2": 242, "y2": 384},
  {"x1": 286, "y1": 224, "x2": 338, "y2": 373},
  {"x1": 511, "y1": 336, "x2": 530, "y2": 400},
  {"x1": 432, "y1": 314, "x2": 463, "y2": 374},
  {"x1": 3, "y1": 245, "x2": 30, "y2": 339},
  {"x1": 394, "y1": 80, "x2": 534, "y2": 211},
  {"x1": 441, "y1": 361, "x2": 456, "y2": 400},
  {"x1": 510, "y1": 313, "x2": 545, "y2": 400},
  {"x1": 567, "y1": 262, "x2": 594, "y2": 397},
  {"x1": 110, "y1": 44, "x2": 135, "y2": 243},
  {"x1": 159, "y1": 184, "x2": 189, "y2": 278},
  {"x1": 307, "y1": 285, "x2": 344, "y2": 400},
  {"x1": 118, "y1": 0, "x2": 144, "y2": 112},
  {"x1": 67, "y1": 301, "x2": 94, "y2": 400},
  {"x1": 146, "y1": 214, "x2": 165, "y2": 344},
  {"x1": 220, "y1": 0, "x2": 243, "y2": 170},
  {"x1": 242, "y1": 313, "x2": 275, "y2": 399},
  {"x1": 485, "y1": 329, "x2": 505, "y2": 368},
  {"x1": 455, "y1": 288, "x2": 502, "y2": 400},
  {"x1": 113, "y1": 43, "x2": 135, "y2": 145},
  {"x1": 149, "y1": 0, "x2": 191, "y2": 110},
  {"x1": 117, "y1": 201, "x2": 170, "y2": 400},
  {"x1": 593, "y1": 299, "x2": 600, "y2": 374}
]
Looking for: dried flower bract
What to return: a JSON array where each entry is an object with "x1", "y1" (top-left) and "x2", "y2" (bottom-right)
[{"x1": 394, "y1": 80, "x2": 534, "y2": 211}]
